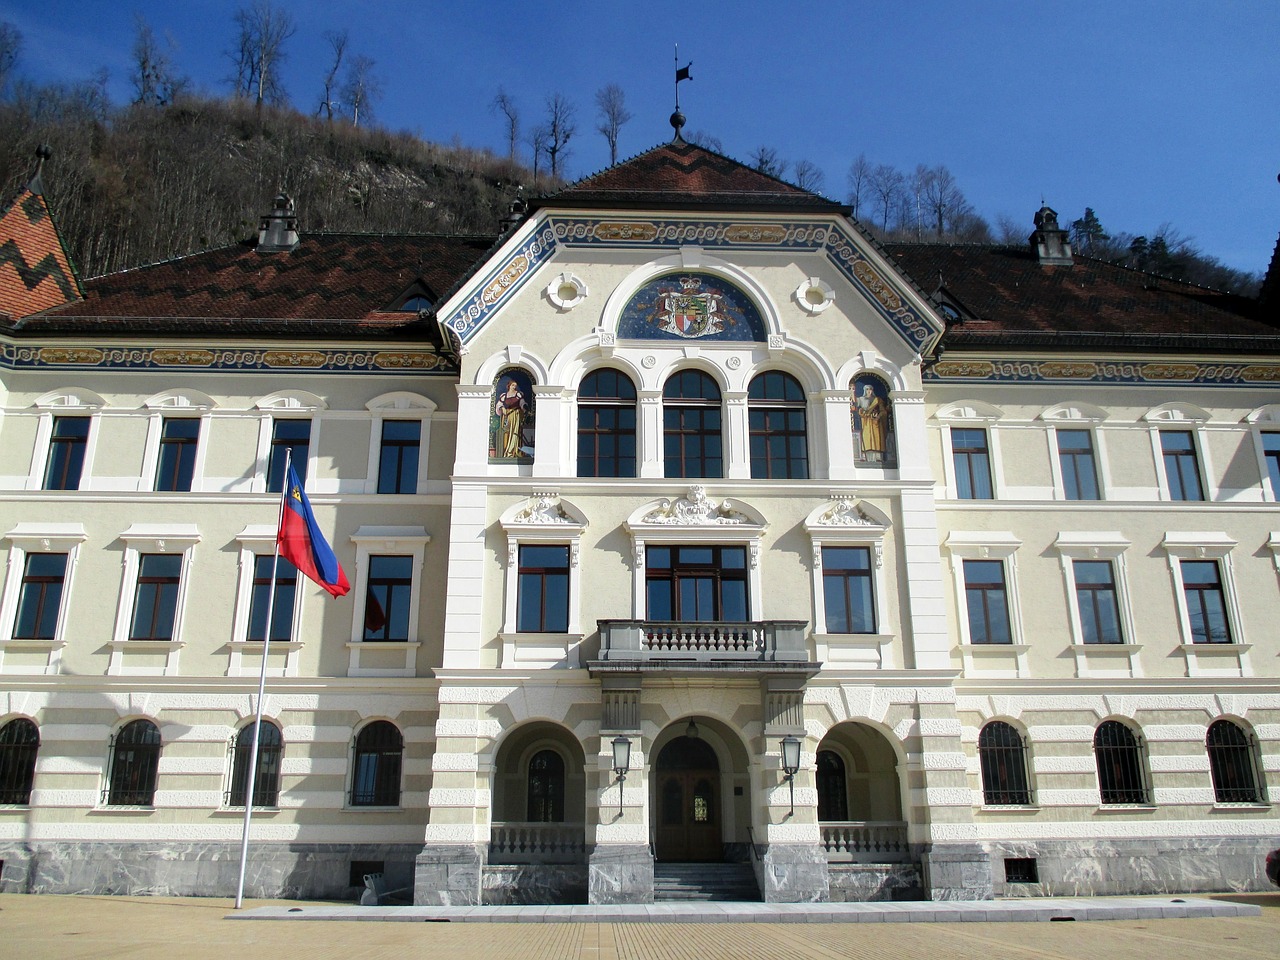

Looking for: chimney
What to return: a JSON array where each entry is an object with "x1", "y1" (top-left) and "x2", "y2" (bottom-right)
[
  {"x1": 1029, "y1": 204, "x2": 1073, "y2": 266},
  {"x1": 499, "y1": 188, "x2": 527, "y2": 235},
  {"x1": 257, "y1": 193, "x2": 299, "y2": 253}
]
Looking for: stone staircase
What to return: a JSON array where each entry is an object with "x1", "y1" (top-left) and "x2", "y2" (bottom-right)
[{"x1": 652, "y1": 862, "x2": 760, "y2": 902}]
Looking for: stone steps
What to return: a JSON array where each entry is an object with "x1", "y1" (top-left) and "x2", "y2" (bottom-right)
[{"x1": 653, "y1": 862, "x2": 760, "y2": 902}]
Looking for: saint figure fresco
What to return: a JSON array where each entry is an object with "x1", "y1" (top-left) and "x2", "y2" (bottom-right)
[
  {"x1": 851, "y1": 374, "x2": 895, "y2": 467},
  {"x1": 490, "y1": 368, "x2": 535, "y2": 462}
]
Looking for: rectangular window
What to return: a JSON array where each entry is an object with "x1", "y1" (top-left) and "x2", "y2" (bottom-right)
[
  {"x1": 129, "y1": 554, "x2": 182, "y2": 641},
  {"x1": 1262, "y1": 433, "x2": 1280, "y2": 498},
  {"x1": 363, "y1": 555, "x2": 412, "y2": 641},
  {"x1": 43, "y1": 416, "x2": 90, "y2": 490},
  {"x1": 822, "y1": 546, "x2": 876, "y2": 634},
  {"x1": 645, "y1": 545, "x2": 748, "y2": 622},
  {"x1": 247, "y1": 555, "x2": 298, "y2": 642},
  {"x1": 267, "y1": 419, "x2": 310, "y2": 493},
  {"x1": 1073, "y1": 560, "x2": 1122, "y2": 644},
  {"x1": 1057, "y1": 429, "x2": 1099, "y2": 500},
  {"x1": 951, "y1": 428, "x2": 993, "y2": 499},
  {"x1": 578, "y1": 405, "x2": 637, "y2": 478},
  {"x1": 1181, "y1": 560, "x2": 1231, "y2": 644},
  {"x1": 963, "y1": 559, "x2": 1011, "y2": 644},
  {"x1": 154, "y1": 418, "x2": 200, "y2": 492},
  {"x1": 377, "y1": 420, "x2": 420, "y2": 494},
  {"x1": 14, "y1": 553, "x2": 68, "y2": 639},
  {"x1": 517, "y1": 545, "x2": 570, "y2": 633},
  {"x1": 1161, "y1": 430, "x2": 1203, "y2": 501}
]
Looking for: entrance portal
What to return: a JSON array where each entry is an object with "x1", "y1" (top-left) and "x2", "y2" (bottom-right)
[{"x1": 654, "y1": 735, "x2": 722, "y2": 861}]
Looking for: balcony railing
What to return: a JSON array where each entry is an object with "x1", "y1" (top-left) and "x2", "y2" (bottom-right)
[
  {"x1": 489, "y1": 822, "x2": 587, "y2": 864},
  {"x1": 596, "y1": 619, "x2": 810, "y2": 665},
  {"x1": 819, "y1": 820, "x2": 911, "y2": 862}
]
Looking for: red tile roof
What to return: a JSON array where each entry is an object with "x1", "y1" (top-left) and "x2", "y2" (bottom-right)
[
  {"x1": 885, "y1": 243, "x2": 1278, "y2": 351},
  {"x1": 0, "y1": 180, "x2": 82, "y2": 320},
  {"x1": 537, "y1": 140, "x2": 845, "y2": 212}
]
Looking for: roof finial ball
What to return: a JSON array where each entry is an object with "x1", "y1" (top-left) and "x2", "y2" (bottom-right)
[{"x1": 670, "y1": 109, "x2": 686, "y2": 142}]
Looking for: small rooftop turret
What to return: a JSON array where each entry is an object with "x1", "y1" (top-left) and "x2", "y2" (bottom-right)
[
  {"x1": 1030, "y1": 204, "x2": 1073, "y2": 266},
  {"x1": 257, "y1": 193, "x2": 299, "y2": 253}
]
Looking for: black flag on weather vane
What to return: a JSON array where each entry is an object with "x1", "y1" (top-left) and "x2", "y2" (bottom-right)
[{"x1": 676, "y1": 62, "x2": 692, "y2": 84}]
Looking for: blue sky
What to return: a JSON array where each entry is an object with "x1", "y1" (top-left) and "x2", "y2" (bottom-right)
[{"x1": 3, "y1": 0, "x2": 1277, "y2": 275}]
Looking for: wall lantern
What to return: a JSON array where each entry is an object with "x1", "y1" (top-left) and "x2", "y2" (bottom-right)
[
  {"x1": 780, "y1": 735, "x2": 802, "y2": 816},
  {"x1": 612, "y1": 736, "x2": 632, "y2": 817}
]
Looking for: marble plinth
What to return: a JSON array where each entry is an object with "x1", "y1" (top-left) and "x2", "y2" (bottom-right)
[
  {"x1": 983, "y1": 836, "x2": 1277, "y2": 898},
  {"x1": 413, "y1": 844, "x2": 484, "y2": 905},
  {"x1": 482, "y1": 864, "x2": 588, "y2": 904},
  {"x1": 920, "y1": 843, "x2": 993, "y2": 901},
  {"x1": 587, "y1": 844, "x2": 653, "y2": 904},
  {"x1": 0, "y1": 841, "x2": 419, "y2": 899},
  {"x1": 757, "y1": 842, "x2": 830, "y2": 903},
  {"x1": 827, "y1": 862, "x2": 924, "y2": 901}
]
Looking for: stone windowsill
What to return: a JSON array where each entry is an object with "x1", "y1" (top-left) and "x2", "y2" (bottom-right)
[
  {"x1": 1178, "y1": 642, "x2": 1251, "y2": 653},
  {"x1": 340, "y1": 804, "x2": 407, "y2": 814},
  {"x1": 967, "y1": 643, "x2": 1030, "y2": 654},
  {"x1": 109, "y1": 639, "x2": 185, "y2": 651},
  {"x1": 1210, "y1": 802, "x2": 1271, "y2": 812},
  {"x1": 1093, "y1": 804, "x2": 1158, "y2": 813},
  {"x1": 0, "y1": 637, "x2": 66, "y2": 649},
  {"x1": 1071, "y1": 642, "x2": 1142, "y2": 653},
  {"x1": 227, "y1": 639, "x2": 304, "y2": 651},
  {"x1": 215, "y1": 806, "x2": 281, "y2": 815},
  {"x1": 88, "y1": 805, "x2": 156, "y2": 814},
  {"x1": 977, "y1": 804, "x2": 1041, "y2": 814},
  {"x1": 344, "y1": 641, "x2": 422, "y2": 651}
]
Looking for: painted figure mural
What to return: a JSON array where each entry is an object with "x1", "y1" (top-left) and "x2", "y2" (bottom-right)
[
  {"x1": 851, "y1": 374, "x2": 895, "y2": 466},
  {"x1": 490, "y1": 368, "x2": 535, "y2": 461},
  {"x1": 617, "y1": 272, "x2": 767, "y2": 342}
]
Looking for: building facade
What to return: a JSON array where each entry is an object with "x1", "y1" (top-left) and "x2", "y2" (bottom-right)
[{"x1": 0, "y1": 139, "x2": 1276, "y2": 903}]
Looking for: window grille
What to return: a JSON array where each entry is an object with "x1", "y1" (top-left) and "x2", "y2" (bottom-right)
[
  {"x1": 978, "y1": 721, "x2": 1032, "y2": 805},
  {"x1": 226, "y1": 721, "x2": 283, "y2": 807},
  {"x1": 1206, "y1": 720, "x2": 1263, "y2": 803},
  {"x1": 351, "y1": 721, "x2": 402, "y2": 806},
  {"x1": 0, "y1": 718, "x2": 39, "y2": 804},
  {"x1": 1093, "y1": 720, "x2": 1148, "y2": 804},
  {"x1": 105, "y1": 719, "x2": 162, "y2": 805}
]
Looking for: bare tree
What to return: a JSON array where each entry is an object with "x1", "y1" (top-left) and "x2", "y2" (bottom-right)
[
  {"x1": 594, "y1": 83, "x2": 631, "y2": 165},
  {"x1": 685, "y1": 129, "x2": 723, "y2": 152},
  {"x1": 227, "y1": 0, "x2": 295, "y2": 107},
  {"x1": 130, "y1": 15, "x2": 185, "y2": 107},
  {"x1": 846, "y1": 154, "x2": 871, "y2": 220},
  {"x1": 528, "y1": 125, "x2": 548, "y2": 183},
  {"x1": 749, "y1": 145, "x2": 786, "y2": 179},
  {"x1": 993, "y1": 213, "x2": 1025, "y2": 245},
  {"x1": 542, "y1": 93, "x2": 576, "y2": 180},
  {"x1": 923, "y1": 166, "x2": 970, "y2": 238},
  {"x1": 0, "y1": 21, "x2": 21, "y2": 98},
  {"x1": 316, "y1": 29, "x2": 348, "y2": 120},
  {"x1": 868, "y1": 163, "x2": 904, "y2": 232},
  {"x1": 792, "y1": 159, "x2": 825, "y2": 193},
  {"x1": 491, "y1": 88, "x2": 519, "y2": 160},
  {"x1": 342, "y1": 54, "x2": 381, "y2": 127}
]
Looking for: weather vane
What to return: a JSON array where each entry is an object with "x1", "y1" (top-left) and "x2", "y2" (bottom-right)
[{"x1": 672, "y1": 45, "x2": 692, "y2": 140}]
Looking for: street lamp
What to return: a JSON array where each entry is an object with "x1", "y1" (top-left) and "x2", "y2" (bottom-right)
[
  {"x1": 612, "y1": 736, "x2": 632, "y2": 817},
  {"x1": 780, "y1": 735, "x2": 801, "y2": 817}
]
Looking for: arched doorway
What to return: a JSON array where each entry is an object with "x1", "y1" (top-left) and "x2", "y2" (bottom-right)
[{"x1": 654, "y1": 735, "x2": 722, "y2": 861}]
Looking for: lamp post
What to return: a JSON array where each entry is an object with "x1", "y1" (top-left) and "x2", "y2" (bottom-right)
[
  {"x1": 780, "y1": 735, "x2": 801, "y2": 817},
  {"x1": 612, "y1": 736, "x2": 632, "y2": 817}
]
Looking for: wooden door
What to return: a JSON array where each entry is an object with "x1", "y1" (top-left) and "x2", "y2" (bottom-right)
[{"x1": 653, "y1": 736, "x2": 722, "y2": 862}]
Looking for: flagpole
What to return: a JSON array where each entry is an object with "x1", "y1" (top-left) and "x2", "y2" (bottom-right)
[{"x1": 234, "y1": 449, "x2": 289, "y2": 909}]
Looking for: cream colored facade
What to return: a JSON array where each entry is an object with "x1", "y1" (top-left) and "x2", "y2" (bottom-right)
[{"x1": 0, "y1": 159, "x2": 1276, "y2": 903}]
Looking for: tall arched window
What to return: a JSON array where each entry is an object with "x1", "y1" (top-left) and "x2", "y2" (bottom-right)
[
  {"x1": 228, "y1": 720, "x2": 283, "y2": 807},
  {"x1": 663, "y1": 371, "x2": 722, "y2": 478},
  {"x1": 1206, "y1": 719, "x2": 1263, "y2": 803},
  {"x1": 1093, "y1": 720, "x2": 1148, "y2": 804},
  {"x1": 816, "y1": 749, "x2": 848, "y2": 821},
  {"x1": 107, "y1": 719, "x2": 162, "y2": 806},
  {"x1": 526, "y1": 749, "x2": 566, "y2": 822},
  {"x1": 351, "y1": 721, "x2": 403, "y2": 806},
  {"x1": 748, "y1": 371, "x2": 808, "y2": 479},
  {"x1": 978, "y1": 721, "x2": 1031, "y2": 805},
  {"x1": 0, "y1": 718, "x2": 40, "y2": 804},
  {"x1": 578, "y1": 369, "x2": 637, "y2": 477}
]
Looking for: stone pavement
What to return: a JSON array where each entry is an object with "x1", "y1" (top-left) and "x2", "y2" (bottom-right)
[{"x1": 1, "y1": 892, "x2": 1276, "y2": 960}]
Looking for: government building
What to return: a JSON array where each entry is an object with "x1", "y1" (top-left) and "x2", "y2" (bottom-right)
[{"x1": 0, "y1": 128, "x2": 1276, "y2": 904}]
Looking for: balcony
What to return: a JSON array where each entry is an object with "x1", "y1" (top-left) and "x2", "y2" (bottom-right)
[
  {"x1": 489, "y1": 822, "x2": 587, "y2": 864},
  {"x1": 820, "y1": 821, "x2": 911, "y2": 862},
  {"x1": 592, "y1": 619, "x2": 818, "y2": 675}
]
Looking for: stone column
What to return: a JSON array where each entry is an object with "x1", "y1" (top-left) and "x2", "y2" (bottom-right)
[
  {"x1": 589, "y1": 680, "x2": 652, "y2": 903},
  {"x1": 724, "y1": 391, "x2": 750, "y2": 480},
  {"x1": 638, "y1": 390, "x2": 663, "y2": 479}
]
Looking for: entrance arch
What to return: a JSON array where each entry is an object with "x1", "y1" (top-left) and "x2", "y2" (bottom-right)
[{"x1": 653, "y1": 735, "x2": 722, "y2": 861}]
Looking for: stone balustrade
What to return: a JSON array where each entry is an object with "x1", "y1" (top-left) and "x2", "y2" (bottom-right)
[
  {"x1": 488, "y1": 822, "x2": 587, "y2": 864},
  {"x1": 820, "y1": 820, "x2": 911, "y2": 862},
  {"x1": 596, "y1": 619, "x2": 810, "y2": 665}
]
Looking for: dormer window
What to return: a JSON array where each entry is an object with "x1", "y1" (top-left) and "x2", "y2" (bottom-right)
[{"x1": 398, "y1": 295, "x2": 432, "y2": 312}]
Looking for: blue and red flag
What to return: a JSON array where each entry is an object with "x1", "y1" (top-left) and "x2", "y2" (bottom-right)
[{"x1": 277, "y1": 464, "x2": 350, "y2": 597}]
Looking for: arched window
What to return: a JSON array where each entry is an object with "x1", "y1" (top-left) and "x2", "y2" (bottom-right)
[
  {"x1": 748, "y1": 371, "x2": 808, "y2": 479},
  {"x1": 1206, "y1": 719, "x2": 1263, "y2": 804},
  {"x1": 1093, "y1": 720, "x2": 1148, "y2": 805},
  {"x1": 978, "y1": 721, "x2": 1031, "y2": 805},
  {"x1": 228, "y1": 720, "x2": 283, "y2": 807},
  {"x1": 816, "y1": 749, "x2": 848, "y2": 821},
  {"x1": 578, "y1": 369, "x2": 637, "y2": 477},
  {"x1": 526, "y1": 749, "x2": 565, "y2": 822},
  {"x1": 663, "y1": 371, "x2": 722, "y2": 478},
  {"x1": 351, "y1": 721, "x2": 403, "y2": 806},
  {"x1": 107, "y1": 719, "x2": 162, "y2": 806},
  {"x1": 0, "y1": 718, "x2": 40, "y2": 804}
]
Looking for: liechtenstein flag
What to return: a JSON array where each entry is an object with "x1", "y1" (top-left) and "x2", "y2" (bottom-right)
[{"x1": 277, "y1": 464, "x2": 350, "y2": 597}]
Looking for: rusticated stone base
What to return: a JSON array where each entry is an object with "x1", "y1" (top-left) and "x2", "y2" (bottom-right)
[
  {"x1": 414, "y1": 844, "x2": 484, "y2": 905},
  {"x1": 827, "y1": 862, "x2": 924, "y2": 901},
  {"x1": 588, "y1": 844, "x2": 653, "y2": 904},
  {"x1": 482, "y1": 864, "x2": 588, "y2": 904},
  {"x1": 920, "y1": 843, "x2": 993, "y2": 901},
  {"x1": 983, "y1": 836, "x2": 1277, "y2": 897},
  {"x1": 0, "y1": 841, "x2": 419, "y2": 899},
  {"x1": 756, "y1": 842, "x2": 830, "y2": 903}
]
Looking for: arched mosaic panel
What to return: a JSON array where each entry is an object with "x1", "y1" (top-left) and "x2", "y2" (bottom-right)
[
  {"x1": 850, "y1": 373, "x2": 896, "y2": 467},
  {"x1": 490, "y1": 367, "x2": 535, "y2": 462},
  {"x1": 617, "y1": 272, "x2": 767, "y2": 342}
]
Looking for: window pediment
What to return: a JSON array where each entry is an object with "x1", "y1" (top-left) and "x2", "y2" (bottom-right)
[
  {"x1": 501, "y1": 492, "x2": 587, "y2": 533},
  {"x1": 626, "y1": 486, "x2": 766, "y2": 533}
]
